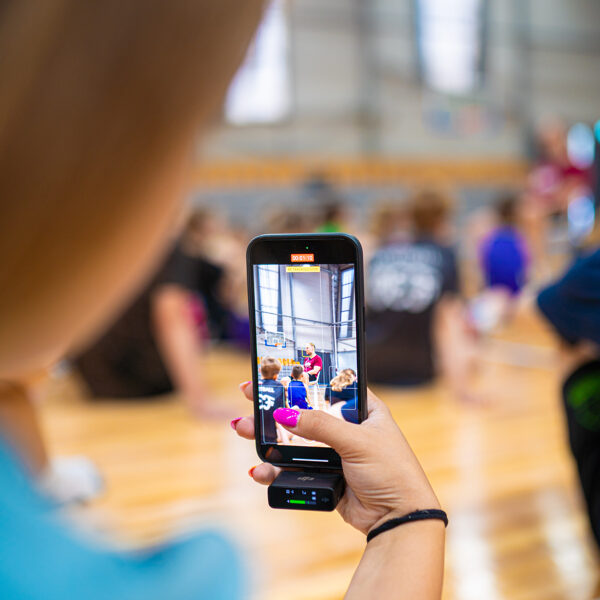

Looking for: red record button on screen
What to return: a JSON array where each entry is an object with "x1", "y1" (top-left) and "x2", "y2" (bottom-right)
[{"x1": 291, "y1": 253, "x2": 314, "y2": 263}]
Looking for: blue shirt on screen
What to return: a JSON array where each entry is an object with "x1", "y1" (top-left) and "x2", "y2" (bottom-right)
[
  {"x1": 340, "y1": 399, "x2": 359, "y2": 424},
  {"x1": 0, "y1": 437, "x2": 244, "y2": 600},
  {"x1": 325, "y1": 383, "x2": 357, "y2": 406},
  {"x1": 287, "y1": 379, "x2": 310, "y2": 409}
]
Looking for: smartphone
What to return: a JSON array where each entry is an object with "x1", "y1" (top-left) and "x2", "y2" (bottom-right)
[{"x1": 247, "y1": 233, "x2": 367, "y2": 470}]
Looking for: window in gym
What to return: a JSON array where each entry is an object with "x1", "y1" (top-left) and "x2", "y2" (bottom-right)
[
  {"x1": 415, "y1": 0, "x2": 486, "y2": 95},
  {"x1": 225, "y1": 0, "x2": 291, "y2": 125}
]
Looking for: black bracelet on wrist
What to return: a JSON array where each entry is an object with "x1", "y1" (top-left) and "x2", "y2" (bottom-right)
[{"x1": 366, "y1": 509, "x2": 448, "y2": 543}]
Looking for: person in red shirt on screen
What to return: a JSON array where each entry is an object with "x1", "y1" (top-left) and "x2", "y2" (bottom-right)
[
  {"x1": 303, "y1": 342, "x2": 322, "y2": 407},
  {"x1": 303, "y1": 342, "x2": 322, "y2": 383}
]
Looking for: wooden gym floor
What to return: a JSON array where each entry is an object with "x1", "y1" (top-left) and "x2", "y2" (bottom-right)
[{"x1": 40, "y1": 306, "x2": 599, "y2": 600}]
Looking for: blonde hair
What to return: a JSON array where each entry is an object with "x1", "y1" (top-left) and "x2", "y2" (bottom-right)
[
  {"x1": 0, "y1": 1, "x2": 263, "y2": 378},
  {"x1": 260, "y1": 356, "x2": 282, "y2": 380},
  {"x1": 330, "y1": 368, "x2": 356, "y2": 392}
]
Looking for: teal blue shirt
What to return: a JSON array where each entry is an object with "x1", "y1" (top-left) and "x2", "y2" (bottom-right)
[{"x1": 0, "y1": 438, "x2": 244, "y2": 599}]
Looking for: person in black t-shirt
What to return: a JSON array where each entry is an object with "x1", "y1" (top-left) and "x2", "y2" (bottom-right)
[
  {"x1": 74, "y1": 244, "x2": 222, "y2": 417},
  {"x1": 258, "y1": 357, "x2": 289, "y2": 444},
  {"x1": 367, "y1": 191, "x2": 477, "y2": 399}
]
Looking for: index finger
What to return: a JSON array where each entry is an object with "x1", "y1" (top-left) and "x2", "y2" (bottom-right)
[{"x1": 239, "y1": 380, "x2": 253, "y2": 402}]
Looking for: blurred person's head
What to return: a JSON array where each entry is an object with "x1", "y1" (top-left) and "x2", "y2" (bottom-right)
[
  {"x1": 264, "y1": 207, "x2": 310, "y2": 234},
  {"x1": 182, "y1": 206, "x2": 226, "y2": 254},
  {"x1": 408, "y1": 190, "x2": 452, "y2": 239},
  {"x1": 291, "y1": 365, "x2": 304, "y2": 381},
  {"x1": 260, "y1": 357, "x2": 282, "y2": 380},
  {"x1": 304, "y1": 343, "x2": 316, "y2": 357},
  {"x1": 323, "y1": 202, "x2": 344, "y2": 225},
  {"x1": 318, "y1": 201, "x2": 350, "y2": 233},
  {"x1": 330, "y1": 368, "x2": 356, "y2": 392},
  {"x1": 370, "y1": 202, "x2": 409, "y2": 245},
  {"x1": 495, "y1": 194, "x2": 519, "y2": 227},
  {"x1": 0, "y1": 1, "x2": 263, "y2": 380},
  {"x1": 302, "y1": 171, "x2": 334, "y2": 199},
  {"x1": 536, "y1": 116, "x2": 569, "y2": 166}
]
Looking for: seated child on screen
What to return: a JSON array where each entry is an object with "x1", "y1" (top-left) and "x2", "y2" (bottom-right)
[
  {"x1": 325, "y1": 369, "x2": 358, "y2": 406},
  {"x1": 286, "y1": 365, "x2": 313, "y2": 410},
  {"x1": 258, "y1": 357, "x2": 290, "y2": 444}
]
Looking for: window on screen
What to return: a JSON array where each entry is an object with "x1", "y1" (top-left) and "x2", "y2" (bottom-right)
[
  {"x1": 257, "y1": 265, "x2": 281, "y2": 333},
  {"x1": 339, "y1": 268, "x2": 354, "y2": 339}
]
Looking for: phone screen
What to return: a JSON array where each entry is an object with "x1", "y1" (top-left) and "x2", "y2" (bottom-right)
[{"x1": 252, "y1": 259, "x2": 359, "y2": 448}]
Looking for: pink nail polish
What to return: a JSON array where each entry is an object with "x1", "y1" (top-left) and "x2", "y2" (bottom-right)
[
  {"x1": 241, "y1": 380, "x2": 251, "y2": 387},
  {"x1": 273, "y1": 407, "x2": 300, "y2": 427},
  {"x1": 230, "y1": 417, "x2": 242, "y2": 430}
]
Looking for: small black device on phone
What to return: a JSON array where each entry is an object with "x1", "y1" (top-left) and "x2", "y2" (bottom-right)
[{"x1": 246, "y1": 233, "x2": 367, "y2": 511}]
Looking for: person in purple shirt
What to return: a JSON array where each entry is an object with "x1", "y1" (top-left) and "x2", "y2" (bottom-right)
[{"x1": 479, "y1": 195, "x2": 530, "y2": 296}]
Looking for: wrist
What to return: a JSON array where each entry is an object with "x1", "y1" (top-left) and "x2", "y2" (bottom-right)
[
  {"x1": 367, "y1": 513, "x2": 446, "y2": 546},
  {"x1": 367, "y1": 502, "x2": 443, "y2": 538}
]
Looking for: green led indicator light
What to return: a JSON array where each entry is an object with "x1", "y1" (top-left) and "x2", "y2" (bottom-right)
[{"x1": 289, "y1": 499, "x2": 306, "y2": 504}]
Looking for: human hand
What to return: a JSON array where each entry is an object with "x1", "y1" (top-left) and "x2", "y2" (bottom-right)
[{"x1": 232, "y1": 382, "x2": 440, "y2": 535}]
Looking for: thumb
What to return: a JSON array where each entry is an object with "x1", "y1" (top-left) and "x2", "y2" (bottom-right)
[{"x1": 273, "y1": 407, "x2": 359, "y2": 456}]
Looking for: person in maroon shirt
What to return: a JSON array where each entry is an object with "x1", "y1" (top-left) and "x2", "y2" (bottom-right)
[
  {"x1": 303, "y1": 343, "x2": 323, "y2": 382},
  {"x1": 303, "y1": 342, "x2": 323, "y2": 407}
]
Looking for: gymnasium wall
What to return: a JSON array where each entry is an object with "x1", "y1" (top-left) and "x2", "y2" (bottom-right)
[{"x1": 199, "y1": 0, "x2": 600, "y2": 161}]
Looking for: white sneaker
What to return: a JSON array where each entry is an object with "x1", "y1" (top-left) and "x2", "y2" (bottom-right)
[{"x1": 38, "y1": 456, "x2": 104, "y2": 505}]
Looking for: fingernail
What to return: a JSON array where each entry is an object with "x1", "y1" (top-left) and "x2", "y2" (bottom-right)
[
  {"x1": 240, "y1": 381, "x2": 251, "y2": 388},
  {"x1": 273, "y1": 407, "x2": 300, "y2": 427},
  {"x1": 230, "y1": 417, "x2": 242, "y2": 430},
  {"x1": 248, "y1": 465, "x2": 258, "y2": 478}
]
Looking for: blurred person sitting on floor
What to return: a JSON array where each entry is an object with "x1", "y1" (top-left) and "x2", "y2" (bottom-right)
[
  {"x1": 180, "y1": 209, "x2": 230, "y2": 340},
  {"x1": 182, "y1": 208, "x2": 250, "y2": 348},
  {"x1": 73, "y1": 242, "x2": 222, "y2": 418},
  {"x1": 469, "y1": 194, "x2": 531, "y2": 334},
  {"x1": 479, "y1": 194, "x2": 530, "y2": 297},
  {"x1": 537, "y1": 248, "x2": 600, "y2": 557},
  {"x1": 366, "y1": 190, "x2": 477, "y2": 401},
  {"x1": 0, "y1": 1, "x2": 447, "y2": 598}
]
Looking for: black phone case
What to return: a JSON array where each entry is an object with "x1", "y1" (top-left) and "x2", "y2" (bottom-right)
[{"x1": 246, "y1": 233, "x2": 368, "y2": 470}]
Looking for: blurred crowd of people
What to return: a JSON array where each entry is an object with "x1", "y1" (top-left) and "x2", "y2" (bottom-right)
[
  {"x1": 72, "y1": 117, "x2": 598, "y2": 414},
  {"x1": 56, "y1": 117, "x2": 600, "y2": 562},
  {"x1": 2, "y1": 0, "x2": 598, "y2": 596}
]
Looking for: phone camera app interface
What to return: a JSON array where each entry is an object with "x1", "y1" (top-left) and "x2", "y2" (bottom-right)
[{"x1": 254, "y1": 262, "x2": 358, "y2": 447}]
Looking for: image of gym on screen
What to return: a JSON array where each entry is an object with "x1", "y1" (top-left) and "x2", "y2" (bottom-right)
[{"x1": 254, "y1": 263, "x2": 357, "y2": 404}]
